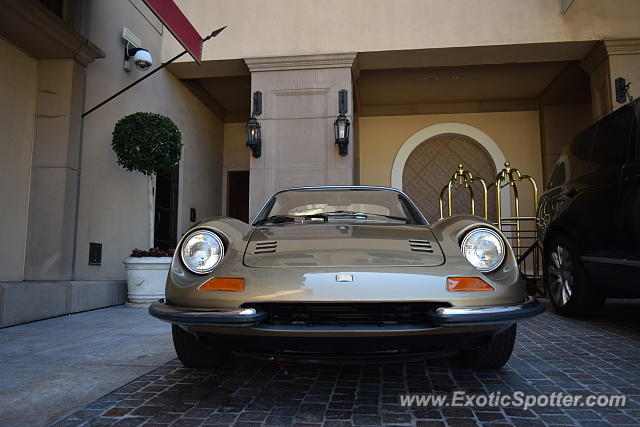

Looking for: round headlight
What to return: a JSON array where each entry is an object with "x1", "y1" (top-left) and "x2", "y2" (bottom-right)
[
  {"x1": 461, "y1": 228, "x2": 505, "y2": 273},
  {"x1": 181, "y1": 230, "x2": 224, "y2": 274}
]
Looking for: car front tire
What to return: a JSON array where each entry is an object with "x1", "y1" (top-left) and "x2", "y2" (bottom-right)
[
  {"x1": 544, "y1": 236, "x2": 604, "y2": 317},
  {"x1": 172, "y1": 325, "x2": 228, "y2": 369},
  {"x1": 459, "y1": 324, "x2": 516, "y2": 369}
]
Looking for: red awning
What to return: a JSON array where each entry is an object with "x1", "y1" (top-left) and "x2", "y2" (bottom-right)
[{"x1": 142, "y1": 0, "x2": 203, "y2": 63}]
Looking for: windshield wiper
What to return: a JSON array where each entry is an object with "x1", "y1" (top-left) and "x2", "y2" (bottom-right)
[
  {"x1": 256, "y1": 215, "x2": 296, "y2": 225},
  {"x1": 326, "y1": 211, "x2": 409, "y2": 223},
  {"x1": 257, "y1": 214, "x2": 329, "y2": 225},
  {"x1": 322, "y1": 211, "x2": 409, "y2": 223},
  {"x1": 322, "y1": 211, "x2": 366, "y2": 217},
  {"x1": 258, "y1": 212, "x2": 408, "y2": 225},
  {"x1": 360, "y1": 213, "x2": 409, "y2": 223},
  {"x1": 302, "y1": 213, "x2": 329, "y2": 221}
]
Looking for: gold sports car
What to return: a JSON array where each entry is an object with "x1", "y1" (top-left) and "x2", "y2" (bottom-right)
[{"x1": 150, "y1": 186, "x2": 544, "y2": 369}]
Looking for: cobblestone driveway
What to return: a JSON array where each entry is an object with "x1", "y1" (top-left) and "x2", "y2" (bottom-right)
[{"x1": 53, "y1": 301, "x2": 640, "y2": 427}]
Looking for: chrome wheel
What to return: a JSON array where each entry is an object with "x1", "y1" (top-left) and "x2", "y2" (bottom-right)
[
  {"x1": 548, "y1": 244, "x2": 573, "y2": 306},
  {"x1": 544, "y1": 236, "x2": 604, "y2": 317}
]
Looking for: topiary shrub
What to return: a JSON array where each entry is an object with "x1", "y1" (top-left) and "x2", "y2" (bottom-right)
[
  {"x1": 112, "y1": 112, "x2": 182, "y2": 176},
  {"x1": 112, "y1": 112, "x2": 183, "y2": 249}
]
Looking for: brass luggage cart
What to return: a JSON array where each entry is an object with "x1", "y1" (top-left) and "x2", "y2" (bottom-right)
[
  {"x1": 438, "y1": 164, "x2": 489, "y2": 220},
  {"x1": 438, "y1": 162, "x2": 543, "y2": 296},
  {"x1": 491, "y1": 162, "x2": 541, "y2": 296}
]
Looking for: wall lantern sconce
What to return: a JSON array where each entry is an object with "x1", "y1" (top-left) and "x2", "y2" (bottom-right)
[
  {"x1": 334, "y1": 89, "x2": 350, "y2": 156},
  {"x1": 246, "y1": 91, "x2": 262, "y2": 158},
  {"x1": 615, "y1": 77, "x2": 633, "y2": 104}
]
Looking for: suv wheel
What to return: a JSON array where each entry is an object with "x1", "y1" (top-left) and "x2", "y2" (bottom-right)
[
  {"x1": 544, "y1": 236, "x2": 604, "y2": 317},
  {"x1": 459, "y1": 324, "x2": 516, "y2": 369},
  {"x1": 172, "y1": 325, "x2": 228, "y2": 368}
]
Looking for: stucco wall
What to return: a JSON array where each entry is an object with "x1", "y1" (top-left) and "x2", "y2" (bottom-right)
[
  {"x1": 74, "y1": 0, "x2": 223, "y2": 281},
  {"x1": 541, "y1": 104, "x2": 592, "y2": 181},
  {"x1": 166, "y1": 0, "x2": 640, "y2": 62},
  {"x1": 0, "y1": 38, "x2": 36, "y2": 281},
  {"x1": 177, "y1": 109, "x2": 224, "y2": 235},
  {"x1": 358, "y1": 111, "x2": 543, "y2": 218}
]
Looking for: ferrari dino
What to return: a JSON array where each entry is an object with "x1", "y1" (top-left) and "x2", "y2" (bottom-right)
[{"x1": 150, "y1": 186, "x2": 543, "y2": 368}]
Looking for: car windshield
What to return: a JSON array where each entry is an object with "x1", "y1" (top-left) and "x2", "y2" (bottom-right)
[{"x1": 254, "y1": 188, "x2": 426, "y2": 225}]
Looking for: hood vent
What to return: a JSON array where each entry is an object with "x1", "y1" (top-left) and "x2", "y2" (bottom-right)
[
  {"x1": 244, "y1": 225, "x2": 445, "y2": 268},
  {"x1": 409, "y1": 239, "x2": 433, "y2": 253},
  {"x1": 254, "y1": 241, "x2": 277, "y2": 254}
]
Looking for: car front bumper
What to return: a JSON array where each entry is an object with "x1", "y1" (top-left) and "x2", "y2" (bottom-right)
[
  {"x1": 427, "y1": 296, "x2": 544, "y2": 325},
  {"x1": 149, "y1": 296, "x2": 544, "y2": 329},
  {"x1": 149, "y1": 301, "x2": 266, "y2": 327},
  {"x1": 150, "y1": 298, "x2": 543, "y2": 362}
]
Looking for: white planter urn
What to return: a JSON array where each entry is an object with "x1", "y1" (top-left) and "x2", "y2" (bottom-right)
[{"x1": 123, "y1": 257, "x2": 172, "y2": 304}]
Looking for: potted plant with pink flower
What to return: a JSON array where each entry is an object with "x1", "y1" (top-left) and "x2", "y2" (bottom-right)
[{"x1": 112, "y1": 112, "x2": 182, "y2": 304}]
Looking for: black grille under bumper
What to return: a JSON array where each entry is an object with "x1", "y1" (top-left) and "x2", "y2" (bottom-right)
[
  {"x1": 241, "y1": 302, "x2": 449, "y2": 327},
  {"x1": 198, "y1": 330, "x2": 499, "y2": 364}
]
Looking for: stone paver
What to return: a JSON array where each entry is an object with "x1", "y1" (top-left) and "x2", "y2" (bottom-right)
[
  {"x1": 0, "y1": 305, "x2": 175, "y2": 426},
  {"x1": 46, "y1": 300, "x2": 640, "y2": 426}
]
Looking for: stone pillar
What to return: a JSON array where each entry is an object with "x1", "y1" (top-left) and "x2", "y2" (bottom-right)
[
  {"x1": 23, "y1": 60, "x2": 85, "y2": 280},
  {"x1": 244, "y1": 53, "x2": 358, "y2": 217},
  {"x1": 582, "y1": 39, "x2": 640, "y2": 121}
]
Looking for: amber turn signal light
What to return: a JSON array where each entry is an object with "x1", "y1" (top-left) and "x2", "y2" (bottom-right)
[
  {"x1": 447, "y1": 277, "x2": 495, "y2": 292},
  {"x1": 199, "y1": 278, "x2": 245, "y2": 292}
]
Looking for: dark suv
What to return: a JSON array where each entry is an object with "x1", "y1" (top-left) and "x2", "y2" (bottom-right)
[{"x1": 537, "y1": 99, "x2": 640, "y2": 317}]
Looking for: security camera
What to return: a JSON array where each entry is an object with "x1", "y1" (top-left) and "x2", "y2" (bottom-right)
[
  {"x1": 124, "y1": 47, "x2": 152, "y2": 72},
  {"x1": 132, "y1": 49, "x2": 152, "y2": 70}
]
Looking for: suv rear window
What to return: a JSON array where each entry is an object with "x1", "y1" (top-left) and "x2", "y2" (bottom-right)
[
  {"x1": 568, "y1": 126, "x2": 597, "y2": 178},
  {"x1": 591, "y1": 106, "x2": 633, "y2": 171},
  {"x1": 547, "y1": 160, "x2": 566, "y2": 189}
]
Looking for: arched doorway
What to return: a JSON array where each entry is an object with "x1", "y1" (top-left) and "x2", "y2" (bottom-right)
[
  {"x1": 402, "y1": 134, "x2": 496, "y2": 222},
  {"x1": 391, "y1": 123, "x2": 509, "y2": 222}
]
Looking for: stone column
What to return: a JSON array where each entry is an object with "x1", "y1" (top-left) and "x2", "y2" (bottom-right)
[
  {"x1": 582, "y1": 39, "x2": 640, "y2": 121},
  {"x1": 23, "y1": 60, "x2": 85, "y2": 280},
  {"x1": 244, "y1": 53, "x2": 358, "y2": 217}
]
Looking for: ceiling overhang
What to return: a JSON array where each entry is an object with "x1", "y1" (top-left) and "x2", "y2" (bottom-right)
[
  {"x1": 0, "y1": 0, "x2": 104, "y2": 66},
  {"x1": 358, "y1": 41, "x2": 597, "y2": 71}
]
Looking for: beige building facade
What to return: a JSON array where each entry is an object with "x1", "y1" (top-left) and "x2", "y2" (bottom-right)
[{"x1": 0, "y1": 0, "x2": 639, "y2": 326}]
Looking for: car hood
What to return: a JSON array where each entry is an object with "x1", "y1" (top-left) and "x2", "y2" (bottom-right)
[{"x1": 243, "y1": 224, "x2": 445, "y2": 268}]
